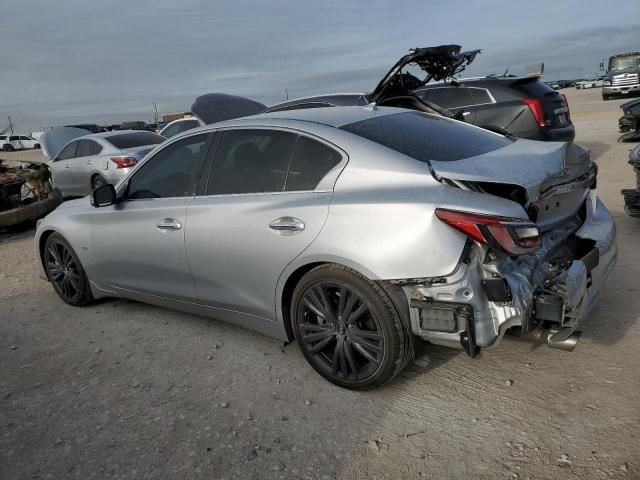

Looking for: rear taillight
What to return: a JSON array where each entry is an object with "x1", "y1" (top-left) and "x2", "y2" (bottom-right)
[
  {"x1": 110, "y1": 156, "x2": 137, "y2": 168},
  {"x1": 561, "y1": 94, "x2": 571, "y2": 121},
  {"x1": 435, "y1": 208, "x2": 540, "y2": 255},
  {"x1": 522, "y1": 98, "x2": 545, "y2": 128}
]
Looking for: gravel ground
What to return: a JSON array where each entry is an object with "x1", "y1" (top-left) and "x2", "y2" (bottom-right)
[{"x1": 1, "y1": 89, "x2": 639, "y2": 480}]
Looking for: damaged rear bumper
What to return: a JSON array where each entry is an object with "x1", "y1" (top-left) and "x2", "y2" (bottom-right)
[{"x1": 401, "y1": 192, "x2": 617, "y2": 353}]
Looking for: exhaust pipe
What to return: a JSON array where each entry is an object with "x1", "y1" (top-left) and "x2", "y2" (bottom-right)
[
  {"x1": 546, "y1": 328, "x2": 581, "y2": 351},
  {"x1": 527, "y1": 327, "x2": 581, "y2": 351}
]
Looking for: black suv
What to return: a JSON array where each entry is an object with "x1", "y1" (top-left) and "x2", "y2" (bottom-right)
[
  {"x1": 266, "y1": 46, "x2": 575, "y2": 142},
  {"x1": 415, "y1": 77, "x2": 574, "y2": 142}
]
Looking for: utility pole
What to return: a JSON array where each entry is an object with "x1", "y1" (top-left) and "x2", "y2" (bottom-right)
[
  {"x1": 152, "y1": 103, "x2": 159, "y2": 125},
  {"x1": 285, "y1": 88, "x2": 289, "y2": 100}
]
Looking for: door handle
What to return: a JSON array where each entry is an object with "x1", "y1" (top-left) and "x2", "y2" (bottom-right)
[
  {"x1": 269, "y1": 217, "x2": 305, "y2": 235},
  {"x1": 462, "y1": 111, "x2": 471, "y2": 117},
  {"x1": 156, "y1": 218, "x2": 182, "y2": 231},
  {"x1": 65, "y1": 164, "x2": 71, "y2": 168}
]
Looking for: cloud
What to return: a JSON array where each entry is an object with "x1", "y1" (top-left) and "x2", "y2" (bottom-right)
[{"x1": 0, "y1": 0, "x2": 637, "y2": 132}]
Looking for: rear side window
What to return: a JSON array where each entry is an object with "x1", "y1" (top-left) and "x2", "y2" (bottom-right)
[
  {"x1": 207, "y1": 130, "x2": 296, "y2": 195},
  {"x1": 341, "y1": 112, "x2": 512, "y2": 162},
  {"x1": 127, "y1": 133, "x2": 211, "y2": 199},
  {"x1": 56, "y1": 141, "x2": 80, "y2": 160},
  {"x1": 468, "y1": 88, "x2": 493, "y2": 105},
  {"x1": 105, "y1": 132, "x2": 164, "y2": 149},
  {"x1": 76, "y1": 139, "x2": 103, "y2": 157},
  {"x1": 285, "y1": 137, "x2": 342, "y2": 191},
  {"x1": 421, "y1": 87, "x2": 473, "y2": 109}
]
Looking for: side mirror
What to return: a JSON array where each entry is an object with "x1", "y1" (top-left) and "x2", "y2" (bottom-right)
[{"x1": 91, "y1": 184, "x2": 116, "y2": 207}]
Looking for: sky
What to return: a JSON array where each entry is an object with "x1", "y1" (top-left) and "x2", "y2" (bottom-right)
[{"x1": 1, "y1": 0, "x2": 638, "y2": 133}]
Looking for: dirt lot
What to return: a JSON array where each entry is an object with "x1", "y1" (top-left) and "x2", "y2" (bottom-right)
[{"x1": 1, "y1": 89, "x2": 639, "y2": 480}]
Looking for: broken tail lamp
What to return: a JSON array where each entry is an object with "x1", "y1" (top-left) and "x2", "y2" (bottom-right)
[
  {"x1": 435, "y1": 208, "x2": 540, "y2": 255},
  {"x1": 110, "y1": 156, "x2": 138, "y2": 169},
  {"x1": 522, "y1": 98, "x2": 546, "y2": 127}
]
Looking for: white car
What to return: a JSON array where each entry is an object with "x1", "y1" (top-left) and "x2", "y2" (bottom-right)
[
  {"x1": 1, "y1": 134, "x2": 40, "y2": 151},
  {"x1": 576, "y1": 77, "x2": 604, "y2": 89},
  {"x1": 158, "y1": 117, "x2": 202, "y2": 138}
]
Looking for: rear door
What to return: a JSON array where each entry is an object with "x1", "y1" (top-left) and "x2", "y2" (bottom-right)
[
  {"x1": 73, "y1": 139, "x2": 104, "y2": 194},
  {"x1": 186, "y1": 128, "x2": 344, "y2": 321},
  {"x1": 50, "y1": 140, "x2": 80, "y2": 195}
]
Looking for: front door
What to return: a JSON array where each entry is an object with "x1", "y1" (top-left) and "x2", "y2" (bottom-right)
[
  {"x1": 186, "y1": 129, "x2": 345, "y2": 320},
  {"x1": 90, "y1": 132, "x2": 214, "y2": 300}
]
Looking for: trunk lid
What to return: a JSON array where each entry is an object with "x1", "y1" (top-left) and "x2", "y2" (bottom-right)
[
  {"x1": 431, "y1": 139, "x2": 595, "y2": 231},
  {"x1": 40, "y1": 127, "x2": 90, "y2": 159}
]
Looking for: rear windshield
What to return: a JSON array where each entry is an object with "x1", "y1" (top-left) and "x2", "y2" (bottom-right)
[
  {"x1": 340, "y1": 111, "x2": 512, "y2": 162},
  {"x1": 105, "y1": 132, "x2": 164, "y2": 149}
]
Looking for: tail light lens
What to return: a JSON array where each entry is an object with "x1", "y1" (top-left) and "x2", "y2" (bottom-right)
[
  {"x1": 561, "y1": 94, "x2": 571, "y2": 121},
  {"x1": 435, "y1": 208, "x2": 540, "y2": 255},
  {"x1": 522, "y1": 98, "x2": 546, "y2": 127},
  {"x1": 110, "y1": 156, "x2": 137, "y2": 169}
]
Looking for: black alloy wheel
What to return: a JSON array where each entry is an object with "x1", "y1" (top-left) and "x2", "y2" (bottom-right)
[
  {"x1": 44, "y1": 233, "x2": 94, "y2": 306},
  {"x1": 292, "y1": 264, "x2": 408, "y2": 389}
]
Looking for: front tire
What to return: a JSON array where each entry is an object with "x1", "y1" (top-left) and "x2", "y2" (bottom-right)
[
  {"x1": 602, "y1": 94, "x2": 611, "y2": 101},
  {"x1": 291, "y1": 264, "x2": 408, "y2": 389},
  {"x1": 3, "y1": 144, "x2": 14, "y2": 152},
  {"x1": 44, "y1": 233, "x2": 94, "y2": 306}
]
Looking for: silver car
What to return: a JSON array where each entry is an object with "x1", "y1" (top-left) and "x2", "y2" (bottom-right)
[
  {"x1": 34, "y1": 106, "x2": 617, "y2": 389},
  {"x1": 43, "y1": 129, "x2": 165, "y2": 196}
]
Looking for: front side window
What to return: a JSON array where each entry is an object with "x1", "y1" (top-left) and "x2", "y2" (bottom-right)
[
  {"x1": 56, "y1": 140, "x2": 80, "y2": 160},
  {"x1": 206, "y1": 130, "x2": 296, "y2": 195},
  {"x1": 127, "y1": 133, "x2": 212, "y2": 199},
  {"x1": 285, "y1": 137, "x2": 342, "y2": 191}
]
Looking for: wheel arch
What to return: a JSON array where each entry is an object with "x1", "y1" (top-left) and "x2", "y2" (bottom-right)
[
  {"x1": 277, "y1": 257, "x2": 410, "y2": 344},
  {"x1": 37, "y1": 228, "x2": 65, "y2": 279}
]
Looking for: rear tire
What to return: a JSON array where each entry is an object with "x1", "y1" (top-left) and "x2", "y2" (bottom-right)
[
  {"x1": 44, "y1": 233, "x2": 94, "y2": 306},
  {"x1": 3, "y1": 144, "x2": 13, "y2": 152},
  {"x1": 34, "y1": 143, "x2": 40, "y2": 149},
  {"x1": 602, "y1": 94, "x2": 611, "y2": 101},
  {"x1": 91, "y1": 175, "x2": 107, "y2": 191},
  {"x1": 291, "y1": 264, "x2": 409, "y2": 389}
]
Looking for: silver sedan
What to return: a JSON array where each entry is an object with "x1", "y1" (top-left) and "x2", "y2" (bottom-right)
[
  {"x1": 44, "y1": 129, "x2": 165, "y2": 196},
  {"x1": 34, "y1": 106, "x2": 617, "y2": 389}
]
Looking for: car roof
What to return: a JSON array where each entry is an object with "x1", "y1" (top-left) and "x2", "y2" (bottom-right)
[
  {"x1": 75, "y1": 130, "x2": 161, "y2": 140},
  {"x1": 214, "y1": 105, "x2": 408, "y2": 129}
]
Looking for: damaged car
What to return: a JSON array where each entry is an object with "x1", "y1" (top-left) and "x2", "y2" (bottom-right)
[
  {"x1": 621, "y1": 144, "x2": 640, "y2": 217},
  {"x1": 0, "y1": 159, "x2": 62, "y2": 228},
  {"x1": 266, "y1": 45, "x2": 574, "y2": 141},
  {"x1": 34, "y1": 104, "x2": 616, "y2": 389},
  {"x1": 618, "y1": 98, "x2": 640, "y2": 142}
]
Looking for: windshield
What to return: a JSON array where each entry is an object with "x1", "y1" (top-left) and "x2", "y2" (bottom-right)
[
  {"x1": 341, "y1": 112, "x2": 512, "y2": 162},
  {"x1": 609, "y1": 54, "x2": 640, "y2": 71},
  {"x1": 105, "y1": 132, "x2": 164, "y2": 149}
]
